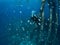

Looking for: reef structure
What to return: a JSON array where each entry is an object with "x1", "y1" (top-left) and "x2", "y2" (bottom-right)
[{"x1": 30, "y1": 0, "x2": 59, "y2": 45}]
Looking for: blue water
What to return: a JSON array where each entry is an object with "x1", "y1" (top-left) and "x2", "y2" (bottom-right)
[{"x1": 0, "y1": 0, "x2": 60, "y2": 45}]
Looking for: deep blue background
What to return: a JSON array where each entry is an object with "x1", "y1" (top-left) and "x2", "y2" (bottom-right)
[{"x1": 0, "y1": 0, "x2": 60, "y2": 45}]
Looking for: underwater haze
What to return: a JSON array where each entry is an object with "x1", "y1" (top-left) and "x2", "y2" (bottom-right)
[{"x1": 0, "y1": 0, "x2": 60, "y2": 45}]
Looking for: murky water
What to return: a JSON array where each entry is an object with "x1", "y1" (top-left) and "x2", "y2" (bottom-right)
[{"x1": 0, "y1": 0, "x2": 60, "y2": 45}]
